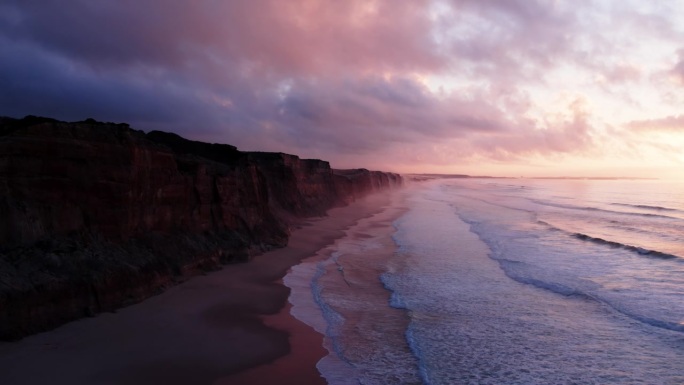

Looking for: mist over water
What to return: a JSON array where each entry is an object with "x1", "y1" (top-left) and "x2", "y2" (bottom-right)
[{"x1": 286, "y1": 179, "x2": 684, "y2": 384}]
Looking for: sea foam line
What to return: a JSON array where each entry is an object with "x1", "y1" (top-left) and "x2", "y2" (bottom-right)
[
  {"x1": 458, "y1": 213, "x2": 684, "y2": 335},
  {"x1": 310, "y1": 251, "x2": 358, "y2": 370},
  {"x1": 382, "y1": 218, "x2": 433, "y2": 385}
]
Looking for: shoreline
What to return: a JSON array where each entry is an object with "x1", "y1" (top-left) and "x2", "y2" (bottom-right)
[
  {"x1": 279, "y1": 187, "x2": 412, "y2": 383},
  {"x1": 233, "y1": 190, "x2": 408, "y2": 385},
  {"x1": 0, "y1": 116, "x2": 404, "y2": 342},
  {"x1": 0, "y1": 192, "x2": 401, "y2": 385}
]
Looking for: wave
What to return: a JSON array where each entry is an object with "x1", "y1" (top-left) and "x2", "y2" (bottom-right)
[
  {"x1": 529, "y1": 199, "x2": 680, "y2": 221},
  {"x1": 611, "y1": 203, "x2": 683, "y2": 213},
  {"x1": 381, "y1": 271, "x2": 433, "y2": 385},
  {"x1": 499, "y1": 265, "x2": 684, "y2": 334},
  {"x1": 572, "y1": 233, "x2": 680, "y2": 259},
  {"x1": 453, "y1": 198, "x2": 684, "y2": 337},
  {"x1": 380, "y1": 272, "x2": 408, "y2": 311},
  {"x1": 404, "y1": 323, "x2": 432, "y2": 385},
  {"x1": 310, "y1": 252, "x2": 356, "y2": 370},
  {"x1": 536, "y1": 220, "x2": 681, "y2": 261},
  {"x1": 498, "y1": 260, "x2": 583, "y2": 297}
]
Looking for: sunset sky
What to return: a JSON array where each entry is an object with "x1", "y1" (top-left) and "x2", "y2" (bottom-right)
[{"x1": 1, "y1": 1, "x2": 683, "y2": 178}]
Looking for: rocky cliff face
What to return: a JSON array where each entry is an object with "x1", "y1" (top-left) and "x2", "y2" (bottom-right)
[
  {"x1": 333, "y1": 168, "x2": 404, "y2": 204},
  {"x1": 0, "y1": 116, "x2": 402, "y2": 340}
]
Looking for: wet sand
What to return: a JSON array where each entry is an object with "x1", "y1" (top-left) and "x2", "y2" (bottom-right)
[
  {"x1": 0, "y1": 192, "x2": 398, "y2": 385},
  {"x1": 283, "y1": 189, "x2": 412, "y2": 383}
]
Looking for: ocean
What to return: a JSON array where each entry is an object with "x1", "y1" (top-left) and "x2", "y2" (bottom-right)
[{"x1": 285, "y1": 179, "x2": 684, "y2": 385}]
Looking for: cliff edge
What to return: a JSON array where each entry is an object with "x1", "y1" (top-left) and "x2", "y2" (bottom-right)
[{"x1": 0, "y1": 116, "x2": 403, "y2": 340}]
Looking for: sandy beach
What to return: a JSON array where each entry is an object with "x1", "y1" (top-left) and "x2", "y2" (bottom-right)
[{"x1": 0, "y1": 191, "x2": 402, "y2": 385}]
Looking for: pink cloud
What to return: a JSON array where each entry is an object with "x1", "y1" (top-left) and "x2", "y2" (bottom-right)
[
  {"x1": 669, "y1": 49, "x2": 684, "y2": 85},
  {"x1": 627, "y1": 115, "x2": 684, "y2": 132},
  {"x1": 2, "y1": 1, "x2": 443, "y2": 77},
  {"x1": 1, "y1": 0, "x2": 680, "y2": 175}
]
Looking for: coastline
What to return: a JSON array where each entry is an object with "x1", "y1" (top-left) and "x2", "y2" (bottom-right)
[
  {"x1": 0, "y1": 116, "x2": 404, "y2": 341},
  {"x1": 215, "y1": 193, "x2": 405, "y2": 385},
  {"x1": 284, "y1": 185, "x2": 414, "y2": 384},
  {"x1": 0, "y1": 191, "x2": 402, "y2": 385}
]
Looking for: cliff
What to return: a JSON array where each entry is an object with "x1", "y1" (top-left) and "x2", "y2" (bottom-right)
[{"x1": 0, "y1": 116, "x2": 403, "y2": 340}]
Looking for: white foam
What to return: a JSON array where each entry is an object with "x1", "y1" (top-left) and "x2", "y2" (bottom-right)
[
  {"x1": 287, "y1": 180, "x2": 684, "y2": 384},
  {"x1": 283, "y1": 196, "x2": 422, "y2": 385},
  {"x1": 386, "y1": 180, "x2": 684, "y2": 384}
]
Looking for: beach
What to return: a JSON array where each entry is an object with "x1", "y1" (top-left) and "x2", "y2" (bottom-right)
[
  {"x1": 4, "y1": 177, "x2": 681, "y2": 385},
  {"x1": 3, "y1": 2, "x2": 683, "y2": 383},
  {"x1": 277, "y1": 179, "x2": 684, "y2": 384},
  {"x1": 0, "y1": 191, "x2": 403, "y2": 385}
]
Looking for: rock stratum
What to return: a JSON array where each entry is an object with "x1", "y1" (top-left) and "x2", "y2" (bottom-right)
[{"x1": 0, "y1": 116, "x2": 403, "y2": 340}]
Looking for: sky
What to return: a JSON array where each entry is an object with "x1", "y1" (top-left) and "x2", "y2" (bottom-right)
[{"x1": 1, "y1": 0, "x2": 684, "y2": 179}]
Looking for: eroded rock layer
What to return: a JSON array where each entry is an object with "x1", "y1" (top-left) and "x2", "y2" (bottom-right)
[{"x1": 0, "y1": 116, "x2": 402, "y2": 340}]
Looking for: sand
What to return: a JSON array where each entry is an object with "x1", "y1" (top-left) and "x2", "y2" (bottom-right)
[{"x1": 0, "y1": 192, "x2": 401, "y2": 385}]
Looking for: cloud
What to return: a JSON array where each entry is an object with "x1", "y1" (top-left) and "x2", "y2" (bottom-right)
[
  {"x1": 0, "y1": 1, "x2": 442, "y2": 76},
  {"x1": 669, "y1": 48, "x2": 684, "y2": 85},
  {"x1": 1, "y1": 0, "x2": 682, "y2": 176},
  {"x1": 627, "y1": 115, "x2": 684, "y2": 132}
]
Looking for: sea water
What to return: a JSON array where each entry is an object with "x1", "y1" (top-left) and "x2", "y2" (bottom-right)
[{"x1": 285, "y1": 179, "x2": 684, "y2": 384}]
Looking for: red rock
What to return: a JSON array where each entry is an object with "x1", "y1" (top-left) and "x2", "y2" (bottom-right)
[{"x1": 0, "y1": 116, "x2": 402, "y2": 340}]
